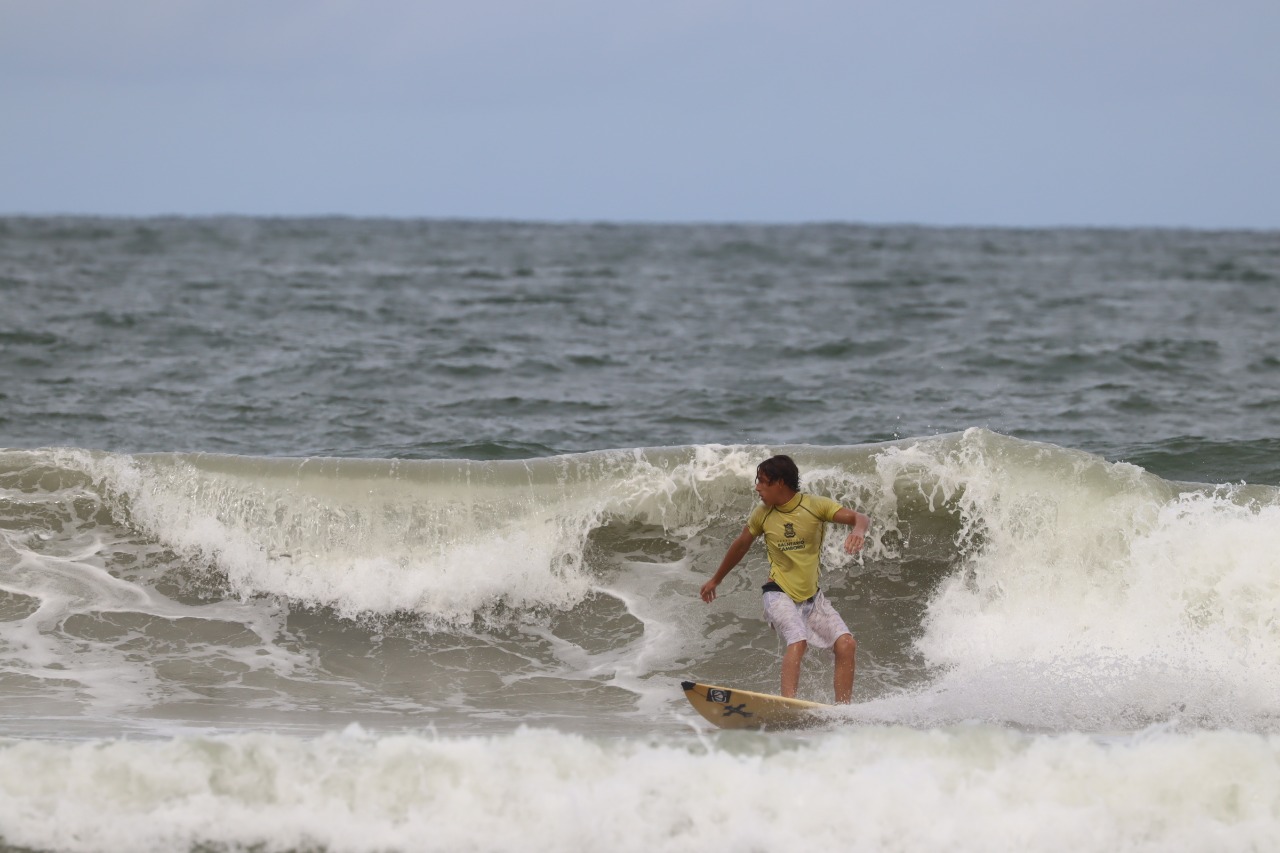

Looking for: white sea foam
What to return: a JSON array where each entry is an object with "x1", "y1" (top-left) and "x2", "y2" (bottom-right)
[
  {"x1": 57, "y1": 445, "x2": 798, "y2": 625},
  {"x1": 0, "y1": 468, "x2": 302, "y2": 721},
  {"x1": 2, "y1": 726, "x2": 1278, "y2": 853},
  {"x1": 13, "y1": 435, "x2": 1280, "y2": 734},
  {"x1": 76, "y1": 450, "x2": 617, "y2": 624},
  {"x1": 894, "y1": 431, "x2": 1280, "y2": 728}
]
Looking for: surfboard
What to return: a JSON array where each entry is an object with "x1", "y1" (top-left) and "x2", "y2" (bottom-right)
[{"x1": 681, "y1": 680, "x2": 833, "y2": 730}]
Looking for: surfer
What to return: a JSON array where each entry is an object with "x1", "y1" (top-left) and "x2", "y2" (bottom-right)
[{"x1": 700, "y1": 455, "x2": 870, "y2": 703}]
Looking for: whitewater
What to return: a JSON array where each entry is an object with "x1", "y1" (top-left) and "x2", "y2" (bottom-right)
[
  {"x1": 4, "y1": 432, "x2": 1280, "y2": 851},
  {"x1": 2, "y1": 217, "x2": 1279, "y2": 852}
]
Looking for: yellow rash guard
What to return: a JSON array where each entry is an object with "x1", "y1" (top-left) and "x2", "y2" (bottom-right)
[{"x1": 747, "y1": 493, "x2": 843, "y2": 602}]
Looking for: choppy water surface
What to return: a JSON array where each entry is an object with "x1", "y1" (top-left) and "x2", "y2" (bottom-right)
[
  {"x1": 4, "y1": 219, "x2": 1277, "y2": 463},
  {"x1": 2, "y1": 218, "x2": 1279, "y2": 852}
]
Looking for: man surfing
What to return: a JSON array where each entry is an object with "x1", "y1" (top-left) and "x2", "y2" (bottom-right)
[{"x1": 700, "y1": 455, "x2": 870, "y2": 703}]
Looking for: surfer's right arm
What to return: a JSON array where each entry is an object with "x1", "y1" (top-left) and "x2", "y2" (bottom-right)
[{"x1": 700, "y1": 526, "x2": 757, "y2": 603}]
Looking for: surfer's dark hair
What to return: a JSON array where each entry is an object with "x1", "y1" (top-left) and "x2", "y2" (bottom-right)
[{"x1": 756, "y1": 455, "x2": 800, "y2": 491}]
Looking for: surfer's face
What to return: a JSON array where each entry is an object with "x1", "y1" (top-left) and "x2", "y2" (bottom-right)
[{"x1": 754, "y1": 475, "x2": 790, "y2": 507}]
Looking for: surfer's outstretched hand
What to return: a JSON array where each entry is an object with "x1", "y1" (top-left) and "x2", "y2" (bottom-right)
[{"x1": 700, "y1": 579, "x2": 718, "y2": 603}]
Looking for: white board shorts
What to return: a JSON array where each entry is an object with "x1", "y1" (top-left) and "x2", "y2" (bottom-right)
[{"x1": 762, "y1": 589, "x2": 852, "y2": 649}]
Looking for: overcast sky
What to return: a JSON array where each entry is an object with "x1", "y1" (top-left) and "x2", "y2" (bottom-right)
[{"x1": 3, "y1": 0, "x2": 1277, "y2": 228}]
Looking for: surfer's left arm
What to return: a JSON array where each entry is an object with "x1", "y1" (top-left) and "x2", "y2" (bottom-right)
[{"x1": 833, "y1": 508, "x2": 870, "y2": 554}]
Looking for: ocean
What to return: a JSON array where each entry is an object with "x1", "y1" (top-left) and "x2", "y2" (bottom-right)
[{"x1": 1, "y1": 216, "x2": 1279, "y2": 851}]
